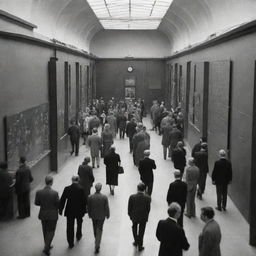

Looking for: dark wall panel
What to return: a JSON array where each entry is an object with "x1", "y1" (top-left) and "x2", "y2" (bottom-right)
[{"x1": 96, "y1": 60, "x2": 165, "y2": 110}]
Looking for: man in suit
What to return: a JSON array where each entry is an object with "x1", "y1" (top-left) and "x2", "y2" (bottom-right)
[
  {"x1": 126, "y1": 118, "x2": 137, "y2": 153},
  {"x1": 78, "y1": 157, "x2": 95, "y2": 198},
  {"x1": 212, "y1": 149, "x2": 232, "y2": 211},
  {"x1": 194, "y1": 143, "x2": 209, "y2": 200},
  {"x1": 185, "y1": 158, "x2": 200, "y2": 218},
  {"x1": 138, "y1": 150, "x2": 156, "y2": 196},
  {"x1": 67, "y1": 120, "x2": 80, "y2": 156},
  {"x1": 199, "y1": 207, "x2": 221, "y2": 256},
  {"x1": 156, "y1": 202, "x2": 190, "y2": 256},
  {"x1": 166, "y1": 170, "x2": 187, "y2": 227},
  {"x1": 59, "y1": 176, "x2": 87, "y2": 248},
  {"x1": 191, "y1": 137, "x2": 207, "y2": 158},
  {"x1": 15, "y1": 156, "x2": 33, "y2": 218},
  {"x1": 35, "y1": 175, "x2": 59, "y2": 256},
  {"x1": 88, "y1": 183, "x2": 110, "y2": 254},
  {"x1": 87, "y1": 128, "x2": 102, "y2": 168},
  {"x1": 169, "y1": 124, "x2": 183, "y2": 158},
  {"x1": 128, "y1": 183, "x2": 151, "y2": 251}
]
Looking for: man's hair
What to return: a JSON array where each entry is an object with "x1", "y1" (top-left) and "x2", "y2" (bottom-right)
[
  {"x1": 188, "y1": 157, "x2": 195, "y2": 166},
  {"x1": 20, "y1": 156, "x2": 26, "y2": 164},
  {"x1": 174, "y1": 170, "x2": 181, "y2": 179},
  {"x1": 45, "y1": 175, "x2": 53, "y2": 185},
  {"x1": 219, "y1": 149, "x2": 226, "y2": 158},
  {"x1": 92, "y1": 128, "x2": 98, "y2": 134},
  {"x1": 201, "y1": 207, "x2": 215, "y2": 219},
  {"x1": 72, "y1": 175, "x2": 79, "y2": 183},
  {"x1": 167, "y1": 202, "x2": 181, "y2": 217},
  {"x1": 0, "y1": 161, "x2": 8, "y2": 169},
  {"x1": 95, "y1": 182, "x2": 102, "y2": 191},
  {"x1": 200, "y1": 137, "x2": 207, "y2": 143},
  {"x1": 83, "y1": 157, "x2": 90, "y2": 163},
  {"x1": 137, "y1": 182, "x2": 146, "y2": 192}
]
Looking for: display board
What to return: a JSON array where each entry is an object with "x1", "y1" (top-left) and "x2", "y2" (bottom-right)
[{"x1": 5, "y1": 103, "x2": 50, "y2": 170}]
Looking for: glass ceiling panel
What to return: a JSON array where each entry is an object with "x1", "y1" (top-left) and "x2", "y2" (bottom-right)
[{"x1": 87, "y1": 0, "x2": 173, "y2": 30}]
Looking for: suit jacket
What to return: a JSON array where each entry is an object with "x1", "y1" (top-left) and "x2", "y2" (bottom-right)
[
  {"x1": 59, "y1": 183, "x2": 87, "y2": 218},
  {"x1": 194, "y1": 151, "x2": 209, "y2": 173},
  {"x1": 156, "y1": 218, "x2": 190, "y2": 256},
  {"x1": 35, "y1": 186, "x2": 59, "y2": 220},
  {"x1": 191, "y1": 142, "x2": 201, "y2": 158},
  {"x1": 138, "y1": 157, "x2": 156, "y2": 184},
  {"x1": 169, "y1": 128, "x2": 183, "y2": 149},
  {"x1": 78, "y1": 164, "x2": 95, "y2": 195},
  {"x1": 68, "y1": 125, "x2": 80, "y2": 141},
  {"x1": 166, "y1": 180, "x2": 187, "y2": 209},
  {"x1": 172, "y1": 148, "x2": 186, "y2": 170},
  {"x1": 185, "y1": 166, "x2": 200, "y2": 192},
  {"x1": 128, "y1": 192, "x2": 151, "y2": 223},
  {"x1": 199, "y1": 219, "x2": 221, "y2": 256},
  {"x1": 126, "y1": 121, "x2": 137, "y2": 138},
  {"x1": 87, "y1": 192, "x2": 110, "y2": 220},
  {"x1": 15, "y1": 164, "x2": 33, "y2": 193},
  {"x1": 87, "y1": 134, "x2": 102, "y2": 156},
  {"x1": 212, "y1": 158, "x2": 232, "y2": 185}
]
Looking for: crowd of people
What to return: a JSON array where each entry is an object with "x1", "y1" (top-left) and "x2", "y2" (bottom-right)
[{"x1": 0, "y1": 97, "x2": 233, "y2": 256}]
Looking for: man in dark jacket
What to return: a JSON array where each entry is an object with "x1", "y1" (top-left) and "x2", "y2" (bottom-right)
[
  {"x1": 128, "y1": 183, "x2": 151, "y2": 252},
  {"x1": 59, "y1": 176, "x2": 87, "y2": 248},
  {"x1": 166, "y1": 170, "x2": 187, "y2": 227},
  {"x1": 156, "y1": 202, "x2": 190, "y2": 256},
  {"x1": 35, "y1": 175, "x2": 59, "y2": 256},
  {"x1": 191, "y1": 137, "x2": 207, "y2": 158},
  {"x1": 15, "y1": 156, "x2": 33, "y2": 218},
  {"x1": 138, "y1": 150, "x2": 156, "y2": 196},
  {"x1": 171, "y1": 141, "x2": 186, "y2": 178},
  {"x1": 212, "y1": 149, "x2": 232, "y2": 211},
  {"x1": 67, "y1": 120, "x2": 80, "y2": 156},
  {"x1": 169, "y1": 124, "x2": 183, "y2": 158},
  {"x1": 126, "y1": 118, "x2": 137, "y2": 153}
]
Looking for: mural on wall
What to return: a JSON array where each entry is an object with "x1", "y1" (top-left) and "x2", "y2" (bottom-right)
[
  {"x1": 125, "y1": 86, "x2": 136, "y2": 98},
  {"x1": 5, "y1": 103, "x2": 50, "y2": 170}
]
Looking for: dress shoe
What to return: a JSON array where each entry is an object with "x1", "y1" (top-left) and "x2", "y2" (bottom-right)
[
  {"x1": 49, "y1": 245, "x2": 53, "y2": 250},
  {"x1": 69, "y1": 244, "x2": 74, "y2": 249},
  {"x1": 42, "y1": 250, "x2": 50, "y2": 256},
  {"x1": 76, "y1": 234, "x2": 82, "y2": 241},
  {"x1": 215, "y1": 207, "x2": 222, "y2": 211},
  {"x1": 138, "y1": 246, "x2": 145, "y2": 252},
  {"x1": 222, "y1": 207, "x2": 226, "y2": 211},
  {"x1": 70, "y1": 151, "x2": 74, "y2": 156},
  {"x1": 133, "y1": 242, "x2": 138, "y2": 247},
  {"x1": 97, "y1": 165, "x2": 100, "y2": 168},
  {"x1": 95, "y1": 247, "x2": 100, "y2": 254}
]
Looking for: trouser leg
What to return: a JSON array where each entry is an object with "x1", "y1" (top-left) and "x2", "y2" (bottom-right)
[
  {"x1": 92, "y1": 157, "x2": 95, "y2": 167},
  {"x1": 177, "y1": 208, "x2": 184, "y2": 227},
  {"x1": 216, "y1": 185, "x2": 222, "y2": 209},
  {"x1": 17, "y1": 194, "x2": 23, "y2": 217},
  {"x1": 76, "y1": 217, "x2": 83, "y2": 239},
  {"x1": 23, "y1": 191, "x2": 30, "y2": 217},
  {"x1": 132, "y1": 222, "x2": 138, "y2": 245},
  {"x1": 146, "y1": 183, "x2": 153, "y2": 196},
  {"x1": 222, "y1": 185, "x2": 228, "y2": 209},
  {"x1": 129, "y1": 138, "x2": 133, "y2": 153},
  {"x1": 138, "y1": 222, "x2": 146, "y2": 247},
  {"x1": 94, "y1": 219, "x2": 104, "y2": 249},
  {"x1": 75, "y1": 140, "x2": 79, "y2": 155},
  {"x1": 70, "y1": 139, "x2": 75, "y2": 153},
  {"x1": 67, "y1": 217, "x2": 75, "y2": 246},
  {"x1": 163, "y1": 146, "x2": 167, "y2": 160},
  {"x1": 43, "y1": 220, "x2": 57, "y2": 251},
  {"x1": 96, "y1": 156, "x2": 100, "y2": 167}
]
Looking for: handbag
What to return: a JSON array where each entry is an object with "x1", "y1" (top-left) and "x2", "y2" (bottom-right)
[{"x1": 118, "y1": 166, "x2": 124, "y2": 174}]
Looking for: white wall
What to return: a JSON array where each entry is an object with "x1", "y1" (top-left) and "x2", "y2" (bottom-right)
[{"x1": 90, "y1": 30, "x2": 171, "y2": 58}]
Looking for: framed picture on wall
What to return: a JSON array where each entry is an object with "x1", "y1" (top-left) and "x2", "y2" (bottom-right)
[
  {"x1": 125, "y1": 86, "x2": 136, "y2": 99},
  {"x1": 125, "y1": 77, "x2": 136, "y2": 86}
]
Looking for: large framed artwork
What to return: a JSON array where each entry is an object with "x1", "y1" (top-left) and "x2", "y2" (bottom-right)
[
  {"x1": 125, "y1": 86, "x2": 136, "y2": 99},
  {"x1": 125, "y1": 77, "x2": 136, "y2": 86}
]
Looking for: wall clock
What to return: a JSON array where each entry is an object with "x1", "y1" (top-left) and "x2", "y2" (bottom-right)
[{"x1": 127, "y1": 66, "x2": 133, "y2": 72}]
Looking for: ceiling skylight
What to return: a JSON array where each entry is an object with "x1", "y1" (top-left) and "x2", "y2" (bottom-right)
[{"x1": 87, "y1": 0, "x2": 174, "y2": 30}]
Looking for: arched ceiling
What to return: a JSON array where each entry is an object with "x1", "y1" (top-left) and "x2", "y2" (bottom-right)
[{"x1": 0, "y1": 0, "x2": 256, "y2": 54}]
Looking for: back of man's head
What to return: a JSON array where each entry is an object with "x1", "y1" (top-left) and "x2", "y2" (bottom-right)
[
  {"x1": 20, "y1": 156, "x2": 26, "y2": 164},
  {"x1": 72, "y1": 175, "x2": 79, "y2": 183},
  {"x1": 137, "y1": 182, "x2": 146, "y2": 192},
  {"x1": 167, "y1": 202, "x2": 181, "y2": 218},
  {"x1": 188, "y1": 157, "x2": 195, "y2": 166},
  {"x1": 45, "y1": 175, "x2": 53, "y2": 186},
  {"x1": 95, "y1": 182, "x2": 102, "y2": 192},
  {"x1": 219, "y1": 149, "x2": 226, "y2": 158},
  {"x1": 174, "y1": 170, "x2": 181, "y2": 179},
  {"x1": 201, "y1": 206, "x2": 215, "y2": 219},
  {"x1": 92, "y1": 128, "x2": 98, "y2": 134}
]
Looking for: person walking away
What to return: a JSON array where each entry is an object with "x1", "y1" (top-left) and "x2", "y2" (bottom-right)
[
  {"x1": 87, "y1": 128, "x2": 102, "y2": 168},
  {"x1": 78, "y1": 157, "x2": 95, "y2": 198},
  {"x1": 126, "y1": 118, "x2": 137, "y2": 153},
  {"x1": 88, "y1": 183, "x2": 110, "y2": 254},
  {"x1": 138, "y1": 150, "x2": 156, "y2": 196},
  {"x1": 171, "y1": 141, "x2": 186, "y2": 178},
  {"x1": 156, "y1": 202, "x2": 190, "y2": 256},
  {"x1": 128, "y1": 183, "x2": 151, "y2": 252},
  {"x1": 212, "y1": 149, "x2": 232, "y2": 211},
  {"x1": 101, "y1": 124, "x2": 113, "y2": 157},
  {"x1": 184, "y1": 158, "x2": 199, "y2": 218},
  {"x1": 199, "y1": 207, "x2": 221, "y2": 256},
  {"x1": 103, "y1": 146, "x2": 121, "y2": 195},
  {"x1": 169, "y1": 124, "x2": 183, "y2": 158},
  {"x1": 68, "y1": 120, "x2": 80, "y2": 156},
  {"x1": 166, "y1": 170, "x2": 187, "y2": 227},
  {"x1": 59, "y1": 176, "x2": 87, "y2": 248},
  {"x1": 35, "y1": 175, "x2": 59, "y2": 256},
  {"x1": 15, "y1": 156, "x2": 33, "y2": 218}
]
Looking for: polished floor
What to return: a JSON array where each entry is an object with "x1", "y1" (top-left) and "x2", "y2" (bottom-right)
[{"x1": 0, "y1": 118, "x2": 256, "y2": 256}]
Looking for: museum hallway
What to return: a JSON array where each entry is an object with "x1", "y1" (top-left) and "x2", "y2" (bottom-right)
[{"x1": 0, "y1": 118, "x2": 255, "y2": 256}]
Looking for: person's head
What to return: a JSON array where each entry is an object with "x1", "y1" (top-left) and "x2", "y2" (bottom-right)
[
  {"x1": 167, "y1": 202, "x2": 181, "y2": 220},
  {"x1": 174, "y1": 170, "x2": 181, "y2": 180},
  {"x1": 200, "y1": 137, "x2": 207, "y2": 143},
  {"x1": 92, "y1": 128, "x2": 98, "y2": 134},
  {"x1": 200, "y1": 207, "x2": 215, "y2": 222},
  {"x1": 188, "y1": 157, "x2": 195, "y2": 166},
  {"x1": 201, "y1": 142, "x2": 208, "y2": 151},
  {"x1": 110, "y1": 145, "x2": 116, "y2": 153},
  {"x1": 144, "y1": 150, "x2": 150, "y2": 157},
  {"x1": 45, "y1": 175, "x2": 53, "y2": 186},
  {"x1": 104, "y1": 123, "x2": 110, "y2": 130},
  {"x1": 71, "y1": 175, "x2": 79, "y2": 184},
  {"x1": 95, "y1": 182, "x2": 102, "y2": 192},
  {"x1": 20, "y1": 156, "x2": 26, "y2": 164},
  {"x1": 177, "y1": 141, "x2": 183, "y2": 148},
  {"x1": 83, "y1": 157, "x2": 90, "y2": 164},
  {"x1": 137, "y1": 182, "x2": 146, "y2": 192},
  {"x1": 0, "y1": 161, "x2": 8, "y2": 169},
  {"x1": 219, "y1": 149, "x2": 226, "y2": 158}
]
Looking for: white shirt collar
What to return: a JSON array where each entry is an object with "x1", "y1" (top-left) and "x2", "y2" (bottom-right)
[{"x1": 168, "y1": 217, "x2": 177, "y2": 223}]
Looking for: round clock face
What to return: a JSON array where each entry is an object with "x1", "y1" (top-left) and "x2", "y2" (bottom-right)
[{"x1": 127, "y1": 66, "x2": 133, "y2": 72}]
